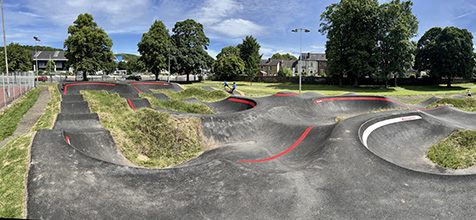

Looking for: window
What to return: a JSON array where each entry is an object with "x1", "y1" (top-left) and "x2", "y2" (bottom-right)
[{"x1": 56, "y1": 61, "x2": 63, "y2": 69}]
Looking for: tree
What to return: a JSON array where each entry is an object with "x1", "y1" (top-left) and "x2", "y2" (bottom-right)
[
  {"x1": 237, "y1": 35, "x2": 262, "y2": 84},
  {"x1": 415, "y1": 27, "x2": 475, "y2": 87},
  {"x1": 377, "y1": 0, "x2": 418, "y2": 88},
  {"x1": 127, "y1": 56, "x2": 145, "y2": 73},
  {"x1": 0, "y1": 42, "x2": 32, "y2": 72},
  {"x1": 277, "y1": 67, "x2": 293, "y2": 77},
  {"x1": 320, "y1": 0, "x2": 380, "y2": 86},
  {"x1": 64, "y1": 13, "x2": 114, "y2": 81},
  {"x1": 216, "y1": 46, "x2": 240, "y2": 59},
  {"x1": 213, "y1": 55, "x2": 245, "y2": 79},
  {"x1": 117, "y1": 61, "x2": 128, "y2": 70},
  {"x1": 103, "y1": 60, "x2": 117, "y2": 75},
  {"x1": 138, "y1": 20, "x2": 171, "y2": 80},
  {"x1": 45, "y1": 60, "x2": 55, "y2": 74},
  {"x1": 271, "y1": 53, "x2": 297, "y2": 60},
  {"x1": 171, "y1": 19, "x2": 210, "y2": 81}
]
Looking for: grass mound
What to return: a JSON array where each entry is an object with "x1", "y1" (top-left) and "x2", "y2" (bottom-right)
[
  {"x1": 427, "y1": 130, "x2": 476, "y2": 169},
  {"x1": 426, "y1": 97, "x2": 476, "y2": 111},
  {"x1": 0, "y1": 88, "x2": 41, "y2": 142},
  {"x1": 140, "y1": 93, "x2": 214, "y2": 114},
  {"x1": 81, "y1": 90, "x2": 204, "y2": 168},
  {"x1": 151, "y1": 87, "x2": 229, "y2": 102}
]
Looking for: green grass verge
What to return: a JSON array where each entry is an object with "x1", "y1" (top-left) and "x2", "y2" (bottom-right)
[
  {"x1": 426, "y1": 97, "x2": 476, "y2": 112},
  {"x1": 0, "y1": 84, "x2": 60, "y2": 219},
  {"x1": 0, "y1": 133, "x2": 32, "y2": 219},
  {"x1": 0, "y1": 88, "x2": 41, "y2": 142},
  {"x1": 32, "y1": 86, "x2": 61, "y2": 131},
  {"x1": 427, "y1": 130, "x2": 476, "y2": 169},
  {"x1": 82, "y1": 90, "x2": 204, "y2": 168}
]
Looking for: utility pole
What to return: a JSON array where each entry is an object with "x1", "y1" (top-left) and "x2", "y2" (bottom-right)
[{"x1": 292, "y1": 28, "x2": 310, "y2": 95}]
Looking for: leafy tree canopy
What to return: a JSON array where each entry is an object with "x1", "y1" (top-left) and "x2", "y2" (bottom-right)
[
  {"x1": 415, "y1": 26, "x2": 475, "y2": 87},
  {"x1": 216, "y1": 46, "x2": 240, "y2": 59},
  {"x1": 64, "y1": 13, "x2": 114, "y2": 80},
  {"x1": 213, "y1": 55, "x2": 245, "y2": 79},
  {"x1": 0, "y1": 42, "x2": 33, "y2": 72},
  {"x1": 172, "y1": 19, "x2": 210, "y2": 81},
  {"x1": 277, "y1": 67, "x2": 293, "y2": 77},
  {"x1": 138, "y1": 20, "x2": 171, "y2": 80},
  {"x1": 237, "y1": 35, "x2": 262, "y2": 80}
]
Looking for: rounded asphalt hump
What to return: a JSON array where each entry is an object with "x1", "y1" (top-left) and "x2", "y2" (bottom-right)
[{"x1": 27, "y1": 82, "x2": 476, "y2": 219}]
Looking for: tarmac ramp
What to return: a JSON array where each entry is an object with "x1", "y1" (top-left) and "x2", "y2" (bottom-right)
[{"x1": 27, "y1": 84, "x2": 476, "y2": 219}]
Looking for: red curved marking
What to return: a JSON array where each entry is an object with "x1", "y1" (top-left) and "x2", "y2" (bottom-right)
[
  {"x1": 237, "y1": 126, "x2": 314, "y2": 163},
  {"x1": 228, "y1": 98, "x2": 256, "y2": 107},
  {"x1": 314, "y1": 97, "x2": 446, "y2": 111},
  {"x1": 65, "y1": 136, "x2": 71, "y2": 145},
  {"x1": 133, "y1": 86, "x2": 143, "y2": 93},
  {"x1": 130, "y1": 82, "x2": 169, "y2": 85},
  {"x1": 274, "y1": 93, "x2": 298, "y2": 96},
  {"x1": 63, "y1": 83, "x2": 115, "y2": 95},
  {"x1": 127, "y1": 98, "x2": 136, "y2": 111}
]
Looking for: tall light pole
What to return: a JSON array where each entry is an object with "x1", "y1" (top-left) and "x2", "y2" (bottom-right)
[
  {"x1": 292, "y1": 28, "x2": 310, "y2": 95},
  {"x1": 33, "y1": 36, "x2": 40, "y2": 87},
  {"x1": 167, "y1": 45, "x2": 172, "y2": 83},
  {"x1": 1, "y1": 0, "x2": 9, "y2": 98}
]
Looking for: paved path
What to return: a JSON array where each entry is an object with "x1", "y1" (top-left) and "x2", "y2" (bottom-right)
[{"x1": 0, "y1": 86, "x2": 50, "y2": 149}]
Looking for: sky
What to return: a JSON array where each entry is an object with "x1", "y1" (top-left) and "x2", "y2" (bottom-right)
[{"x1": 3, "y1": 0, "x2": 476, "y2": 59}]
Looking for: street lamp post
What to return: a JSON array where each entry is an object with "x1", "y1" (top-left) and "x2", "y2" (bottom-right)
[
  {"x1": 33, "y1": 36, "x2": 40, "y2": 87},
  {"x1": 292, "y1": 28, "x2": 310, "y2": 95},
  {"x1": 167, "y1": 45, "x2": 172, "y2": 83}
]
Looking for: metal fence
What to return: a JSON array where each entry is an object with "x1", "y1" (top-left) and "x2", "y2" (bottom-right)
[{"x1": 1, "y1": 72, "x2": 35, "y2": 108}]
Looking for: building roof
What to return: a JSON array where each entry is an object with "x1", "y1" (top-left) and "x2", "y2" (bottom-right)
[
  {"x1": 301, "y1": 53, "x2": 327, "y2": 61},
  {"x1": 260, "y1": 59, "x2": 281, "y2": 66},
  {"x1": 281, "y1": 60, "x2": 297, "y2": 69},
  {"x1": 32, "y1": 51, "x2": 67, "y2": 61}
]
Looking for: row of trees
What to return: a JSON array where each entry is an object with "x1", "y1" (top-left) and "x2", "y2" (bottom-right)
[{"x1": 320, "y1": 0, "x2": 475, "y2": 87}]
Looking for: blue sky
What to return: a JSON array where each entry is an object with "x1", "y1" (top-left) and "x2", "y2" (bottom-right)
[{"x1": 3, "y1": 0, "x2": 476, "y2": 59}]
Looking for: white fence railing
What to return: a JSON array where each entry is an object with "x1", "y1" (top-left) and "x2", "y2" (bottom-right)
[{"x1": 1, "y1": 72, "x2": 35, "y2": 108}]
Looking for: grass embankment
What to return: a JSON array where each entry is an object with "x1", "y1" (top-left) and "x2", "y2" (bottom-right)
[
  {"x1": 82, "y1": 90, "x2": 204, "y2": 168},
  {"x1": 142, "y1": 87, "x2": 229, "y2": 114},
  {"x1": 0, "y1": 88, "x2": 41, "y2": 142},
  {"x1": 0, "y1": 85, "x2": 60, "y2": 219},
  {"x1": 426, "y1": 97, "x2": 476, "y2": 169}
]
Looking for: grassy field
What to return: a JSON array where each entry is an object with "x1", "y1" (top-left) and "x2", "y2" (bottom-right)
[{"x1": 427, "y1": 130, "x2": 476, "y2": 169}]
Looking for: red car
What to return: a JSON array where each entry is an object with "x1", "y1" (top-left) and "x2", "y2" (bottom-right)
[{"x1": 35, "y1": 76, "x2": 47, "y2": 82}]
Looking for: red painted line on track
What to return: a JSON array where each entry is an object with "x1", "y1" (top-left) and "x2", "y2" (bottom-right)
[
  {"x1": 65, "y1": 136, "x2": 71, "y2": 145},
  {"x1": 130, "y1": 82, "x2": 169, "y2": 85},
  {"x1": 228, "y1": 98, "x2": 256, "y2": 107},
  {"x1": 63, "y1": 83, "x2": 115, "y2": 95},
  {"x1": 314, "y1": 97, "x2": 446, "y2": 111},
  {"x1": 274, "y1": 93, "x2": 298, "y2": 96},
  {"x1": 127, "y1": 99, "x2": 137, "y2": 111},
  {"x1": 237, "y1": 126, "x2": 314, "y2": 163},
  {"x1": 133, "y1": 86, "x2": 143, "y2": 93}
]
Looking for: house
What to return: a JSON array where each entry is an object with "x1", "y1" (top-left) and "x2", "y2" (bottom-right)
[
  {"x1": 297, "y1": 53, "x2": 328, "y2": 76},
  {"x1": 32, "y1": 51, "x2": 67, "y2": 71}
]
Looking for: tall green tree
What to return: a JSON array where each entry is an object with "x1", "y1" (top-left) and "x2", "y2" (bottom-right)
[
  {"x1": 117, "y1": 61, "x2": 128, "y2": 70},
  {"x1": 237, "y1": 35, "x2": 262, "y2": 84},
  {"x1": 415, "y1": 27, "x2": 475, "y2": 87},
  {"x1": 319, "y1": 0, "x2": 380, "y2": 86},
  {"x1": 213, "y1": 55, "x2": 245, "y2": 79},
  {"x1": 64, "y1": 13, "x2": 114, "y2": 81},
  {"x1": 138, "y1": 20, "x2": 171, "y2": 80},
  {"x1": 377, "y1": 0, "x2": 418, "y2": 88},
  {"x1": 0, "y1": 42, "x2": 32, "y2": 72},
  {"x1": 45, "y1": 60, "x2": 55, "y2": 74},
  {"x1": 127, "y1": 56, "x2": 145, "y2": 73},
  {"x1": 271, "y1": 53, "x2": 297, "y2": 60},
  {"x1": 171, "y1": 19, "x2": 210, "y2": 81},
  {"x1": 216, "y1": 46, "x2": 240, "y2": 59}
]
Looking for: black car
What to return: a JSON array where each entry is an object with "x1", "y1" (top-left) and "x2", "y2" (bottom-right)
[{"x1": 125, "y1": 75, "x2": 141, "y2": 81}]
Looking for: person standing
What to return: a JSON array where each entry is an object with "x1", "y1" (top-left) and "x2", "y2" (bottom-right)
[
  {"x1": 224, "y1": 80, "x2": 230, "y2": 90},
  {"x1": 468, "y1": 90, "x2": 472, "y2": 97}
]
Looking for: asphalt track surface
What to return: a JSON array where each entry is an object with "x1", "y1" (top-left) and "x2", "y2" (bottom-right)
[{"x1": 27, "y1": 81, "x2": 476, "y2": 219}]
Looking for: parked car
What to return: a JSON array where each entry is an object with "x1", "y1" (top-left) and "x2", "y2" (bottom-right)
[
  {"x1": 35, "y1": 76, "x2": 47, "y2": 82},
  {"x1": 125, "y1": 75, "x2": 141, "y2": 81}
]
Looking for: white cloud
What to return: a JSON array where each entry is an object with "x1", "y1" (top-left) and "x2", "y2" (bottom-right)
[
  {"x1": 210, "y1": 19, "x2": 265, "y2": 38},
  {"x1": 193, "y1": 0, "x2": 243, "y2": 25}
]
